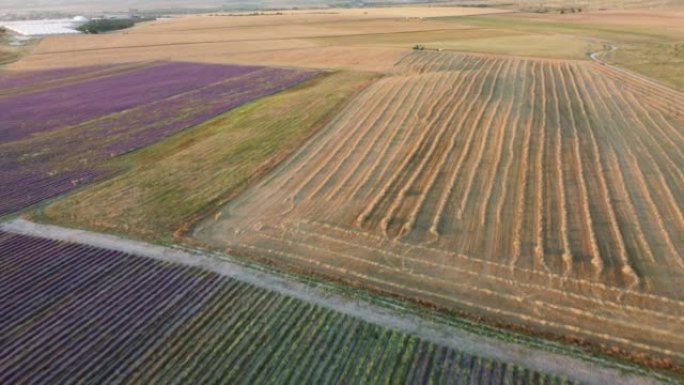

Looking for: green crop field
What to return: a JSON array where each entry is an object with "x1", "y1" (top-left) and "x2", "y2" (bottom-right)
[
  {"x1": 127, "y1": 278, "x2": 571, "y2": 385},
  {"x1": 40, "y1": 71, "x2": 375, "y2": 241},
  {"x1": 602, "y1": 42, "x2": 684, "y2": 90}
]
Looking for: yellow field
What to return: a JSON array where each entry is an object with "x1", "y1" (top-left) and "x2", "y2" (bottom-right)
[
  {"x1": 7, "y1": 8, "x2": 507, "y2": 72},
  {"x1": 195, "y1": 51, "x2": 684, "y2": 364},
  {"x1": 509, "y1": 0, "x2": 684, "y2": 11},
  {"x1": 429, "y1": 34, "x2": 601, "y2": 60},
  {"x1": 10, "y1": 6, "x2": 682, "y2": 81}
]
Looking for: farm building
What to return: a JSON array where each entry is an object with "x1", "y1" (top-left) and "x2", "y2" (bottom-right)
[{"x1": 1, "y1": 16, "x2": 87, "y2": 36}]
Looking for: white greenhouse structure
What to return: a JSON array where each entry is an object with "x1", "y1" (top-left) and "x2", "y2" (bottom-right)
[{"x1": 1, "y1": 17, "x2": 88, "y2": 36}]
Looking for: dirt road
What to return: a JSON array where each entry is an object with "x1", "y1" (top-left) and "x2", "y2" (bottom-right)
[{"x1": 0, "y1": 218, "x2": 673, "y2": 385}]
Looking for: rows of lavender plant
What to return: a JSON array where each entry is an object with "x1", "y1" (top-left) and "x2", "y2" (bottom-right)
[
  {"x1": 0, "y1": 232, "x2": 580, "y2": 385},
  {"x1": 0, "y1": 64, "x2": 112, "y2": 91},
  {"x1": 0, "y1": 62, "x2": 317, "y2": 216},
  {"x1": 0, "y1": 61, "x2": 263, "y2": 141},
  {"x1": 0, "y1": 169, "x2": 107, "y2": 216},
  {"x1": 0, "y1": 63, "x2": 168, "y2": 99}
]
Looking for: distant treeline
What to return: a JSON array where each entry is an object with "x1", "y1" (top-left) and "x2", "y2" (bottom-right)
[{"x1": 77, "y1": 18, "x2": 154, "y2": 34}]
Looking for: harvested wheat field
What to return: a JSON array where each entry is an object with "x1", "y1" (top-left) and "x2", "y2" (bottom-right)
[
  {"x1": 5, "y1": 6, "x2": 509, "y2": 72},
  {"x1": 195, "y1": 50, "x2": 684, "y2": 366}
]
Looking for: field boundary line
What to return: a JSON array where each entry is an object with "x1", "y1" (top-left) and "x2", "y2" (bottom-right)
[{"x1": 0, "y1": 218, "x2": 672, "y2": 385}]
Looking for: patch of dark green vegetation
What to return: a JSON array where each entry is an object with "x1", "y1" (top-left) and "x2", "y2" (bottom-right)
[{"x1": 77, "y1": 18, "x2": 154, "y2": 34}]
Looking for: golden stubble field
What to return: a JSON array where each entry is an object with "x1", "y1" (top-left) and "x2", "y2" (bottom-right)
[
  {"x1": 6, "y1": 6, "x2": 510, "y2": 72},
  {"x1": 194, "y1": 50, "x2": 684, "y2": 366},
  {"x1": 9, "y1": 6, "x2": 683, "y2": 81}
]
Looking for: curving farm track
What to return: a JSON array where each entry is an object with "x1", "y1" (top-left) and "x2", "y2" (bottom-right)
[
  {"x1": 0, "y1": 224, "x2": 592, "y2": 385},
  {"x1": 1, "y1": 219, "x2": 674, "y2": 384}
]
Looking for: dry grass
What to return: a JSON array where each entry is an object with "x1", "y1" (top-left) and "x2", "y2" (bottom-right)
[
  {"x1": 310, "y1": 28, "x2": 512, "y2": 46},
  {"x1": 194, "y1": 51, "x2": 684, "y2": 366},
  {"x1": 321, "y1": 6, "x2": 510, "y2": 18},
  {"x1": 224, "y1": 46, "x2": 407, "y2": 72},
  {"x1": 11, "y1": 39, "x2": 323, "y2": 70}
]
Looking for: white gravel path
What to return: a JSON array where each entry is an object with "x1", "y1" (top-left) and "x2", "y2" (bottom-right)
[{"x1": 0, "y1": 218, "x2": 672, "y2": 385}]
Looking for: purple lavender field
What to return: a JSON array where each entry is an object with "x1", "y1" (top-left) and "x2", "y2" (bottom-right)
[
  {"x1": 0, "y1": 62, "x2": 317, "y2": 216},
  {"x1": 0, "y1": 232, "x2": 576, "y2": 384},
  {"x1": 0, "y1": 63, "x2": 120, "y2": 94},
  {"x1": 0, "y1": 65, "x2": 92, "y2": 90},
  {"x1": 0, "y1": 63, "x2": 163, "y2": 98},
  {"x1": 1, "y1": 62, "x2": 264, "y2": 141}
]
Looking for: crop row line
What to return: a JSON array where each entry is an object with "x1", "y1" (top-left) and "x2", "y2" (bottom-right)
[
  {"x1": 234, "y1": 238, "x2": 684, "y2": 359},
  {"x1": 304, "y1": 219, "x2": 684, "y2": 309}
]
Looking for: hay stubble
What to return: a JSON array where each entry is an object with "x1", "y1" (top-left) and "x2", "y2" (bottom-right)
[{"x1": 196, "y1": 51, "x2": 684, "y2": 363}]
